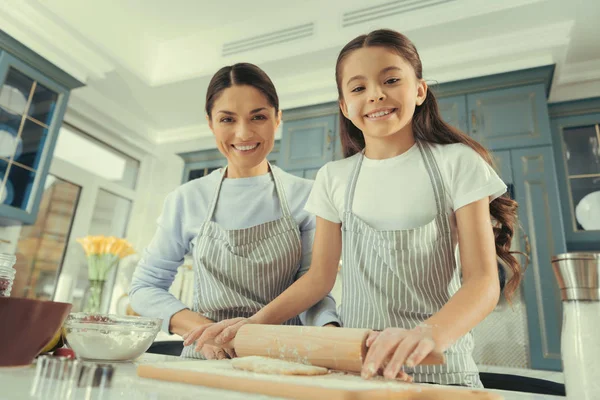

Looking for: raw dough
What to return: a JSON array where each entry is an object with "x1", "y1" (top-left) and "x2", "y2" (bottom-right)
[{"x1": 231, "y1": 356, "x2": 329, "y2": 376}]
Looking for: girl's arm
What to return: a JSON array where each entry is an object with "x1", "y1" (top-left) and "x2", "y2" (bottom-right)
[
  {"x1": 363, "y1": 197, "x2": 500, "y2": 379},
  {"x1": 186, "y1": 217, "x2": 342, "y2": 350},
  {"x1": 253, "y1": 216, "x2": 342, "y2": 324}
]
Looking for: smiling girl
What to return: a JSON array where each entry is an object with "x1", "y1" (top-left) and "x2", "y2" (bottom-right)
[{"x1": 192, "y1": 31, "x2": 522, "y2": 388}]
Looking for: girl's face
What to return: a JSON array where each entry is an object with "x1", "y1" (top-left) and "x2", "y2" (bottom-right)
[
  {"x1": 208, "y1": 85, "x2": 281, "y2": 177},
  {"x1": 338, "y1": 46, "x2": 427, "y2": 141}
]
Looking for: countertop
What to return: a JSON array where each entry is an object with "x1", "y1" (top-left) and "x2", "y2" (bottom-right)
[{"x1": 1, "y1": 354, "x2": 565, "y2": 400}]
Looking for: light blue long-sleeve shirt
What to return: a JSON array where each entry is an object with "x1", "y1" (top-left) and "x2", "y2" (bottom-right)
[{"x1": 129, "y1": 166, "x2": 340, "y2": 333}]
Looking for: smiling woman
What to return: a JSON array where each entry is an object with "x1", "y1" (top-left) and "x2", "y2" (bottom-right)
[{"x1": 129, "y1": 62, "x2": 340, "y2": 361}]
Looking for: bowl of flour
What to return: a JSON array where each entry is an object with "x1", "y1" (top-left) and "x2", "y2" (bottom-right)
[{"x1": 63, "y1": 313, "x2": 162, "y2": 362}]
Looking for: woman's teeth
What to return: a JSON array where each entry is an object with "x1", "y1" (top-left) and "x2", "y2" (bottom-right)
[
  {"x1": 233, "y1": 143, "x2": 259, "y2": 151},
  {"x1": 366, "y1": 109, "x2": 395, "y2": 118}
]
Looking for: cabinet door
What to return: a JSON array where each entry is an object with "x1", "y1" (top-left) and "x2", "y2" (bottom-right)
[
  {"x1": 467, "y1": 84, "x2": 552, "y2": 150},
  {"x1": 437, "y1": 95, "x2": 468, "y2": 133},
  {"x1": 0, "y1": 53, "x2": 70, "y2": 225},
  {"x1": 279, "y1": 114, "x2": 336, "y2": 170},
  {"x1": 511, "y1": 146, "x2": 566, "y2": 371}
]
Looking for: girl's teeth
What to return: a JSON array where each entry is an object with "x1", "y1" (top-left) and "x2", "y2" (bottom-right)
[
  {"x1": 235, "y1": 144, "x2": 258, "y2": 151},
  {"x1": 368, "y1": 110, "x2": 392, "y2": 118}
]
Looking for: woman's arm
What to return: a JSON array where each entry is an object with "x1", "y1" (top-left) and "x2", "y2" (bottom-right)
[
  {"x1": 363, "y1": 197, "x2": 500, "y2": 379},
  {"x1": 129, "y1": 192, "x2": 213, "y2": 335}
]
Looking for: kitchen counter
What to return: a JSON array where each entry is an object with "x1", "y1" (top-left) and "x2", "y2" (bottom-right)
[{"x1": 1, "y1": 354, "x2": 565, "y2": 400}]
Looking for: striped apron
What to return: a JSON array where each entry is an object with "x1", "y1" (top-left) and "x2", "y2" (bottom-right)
[
  {"x1": 340, "y1": 141, "x2": 482, "y2": 387},
  {"x1": 181, "y1": 165, "x2": 302, "y2": 358}
]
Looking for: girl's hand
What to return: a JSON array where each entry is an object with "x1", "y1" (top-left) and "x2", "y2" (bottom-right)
[
  {"x1": 362, "y1": 324, "x2": 438, "y2": 382},
  {"x1": 182, "y1": 317, "x2": 255, "y2": 352}
]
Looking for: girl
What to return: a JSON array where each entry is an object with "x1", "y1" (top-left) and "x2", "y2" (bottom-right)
[
  {"x1": 129, "y1": 63, "x2": 340, "y2": 361},
  {"x1": 190, "y1": 30, "x2": 521, "y2": 388}
]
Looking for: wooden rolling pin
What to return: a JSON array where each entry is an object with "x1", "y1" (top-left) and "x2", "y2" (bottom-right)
[{"x1": 233, "y1": 325, "x2": 445, "y2": 373}]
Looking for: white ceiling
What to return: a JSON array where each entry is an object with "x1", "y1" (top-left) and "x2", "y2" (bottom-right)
[{"x1": 1, "y1": 0, "x2": 599, "y2": 151}]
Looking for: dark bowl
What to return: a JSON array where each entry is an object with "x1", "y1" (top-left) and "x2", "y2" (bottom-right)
[{"x1": 0, "y1": 297, "x2": 72, "y2": 367}]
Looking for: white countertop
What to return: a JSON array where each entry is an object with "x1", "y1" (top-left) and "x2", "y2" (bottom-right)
[{"x1": 1, "y1": 354, "x2": 565, "y2": 400}]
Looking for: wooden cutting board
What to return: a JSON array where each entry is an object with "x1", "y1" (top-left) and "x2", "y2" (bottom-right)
[{"x1": 137, "y1": 360, "x2": 503, "y2": 400}]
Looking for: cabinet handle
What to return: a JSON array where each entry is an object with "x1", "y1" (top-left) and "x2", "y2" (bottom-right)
[
  {"x1": 0, "y1": 239, "x2": 10, "y2": 244},
  {"x1": 471, "y1": 110, "x2": 478, "y2": 134},
  {"x1": 326, "y1": 129, "x2": 333, "y2": 150},
  {"x1": 522, "y1": 231, "x2": 531, "y2": 269}
]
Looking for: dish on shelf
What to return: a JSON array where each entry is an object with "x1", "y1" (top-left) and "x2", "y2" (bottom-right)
[{"x1": 575, "y1": 190, "x2": 600, "y2": 230}]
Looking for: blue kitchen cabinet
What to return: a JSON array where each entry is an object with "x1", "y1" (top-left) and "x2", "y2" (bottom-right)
[
  {"x1": 467, "y1": 84, "x2": 552, "y2": 150},
  {"x1": 437, "y1": 94, "x2": 468, "y2": 133},
  {"x1": 0, "y1": 48, "x2": 79, "y2": 225},
  {"x1": 279, "y1": 114, "x2": 337, "y2": 170},
  {"x1": 549, "y1": 97, "x2": 600, "y2": 251},
  {"x1": 511, "y1": 145, "x2": 566, "y2": 371}
]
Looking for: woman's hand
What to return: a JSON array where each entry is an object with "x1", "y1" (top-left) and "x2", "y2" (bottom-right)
[
  {"x1": 362, "y1": 325, "x2": 438, "y2": 382},
  {"x1": 197, "y1": 343, "x2": 236, "y2": 360},
  {"x1": 183, "y1": 317, "x2": 255, "y2": 353}
]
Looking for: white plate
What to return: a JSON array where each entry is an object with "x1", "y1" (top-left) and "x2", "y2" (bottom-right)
[
  {"x1": 0, "y1": 128, "x2": 22, "y2": 159},
  {"x1": 575, "y1": 191, "x2": 600, "y2": 230}
]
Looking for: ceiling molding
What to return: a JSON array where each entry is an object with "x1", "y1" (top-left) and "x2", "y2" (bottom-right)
[
  {"x1": 0, "y1": 0, "x2": 116, "y2": 83},
  {"x1": 557, "y1": 59, "x2": 600, "y2": 85},
  {"x1": 148, "y1": 0, "x2": 548, "y2": 86},
  {"x1": 67, "y1": 89, "x2": 159, "y2": 155}
]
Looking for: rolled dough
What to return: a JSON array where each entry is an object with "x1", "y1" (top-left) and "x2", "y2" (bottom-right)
[{"x1": 231, "y1": 356, "x2": 329, "y2": 376}]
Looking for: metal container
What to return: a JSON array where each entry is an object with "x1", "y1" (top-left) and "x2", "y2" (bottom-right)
[
  {"x1": 0, "y1": 253, "x2": 16, "y2": 297},
  {"x1": 552, "y1": 252, "x2": 600, "y2": 399}
]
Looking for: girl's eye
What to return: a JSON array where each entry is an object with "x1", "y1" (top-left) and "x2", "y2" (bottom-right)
[
  {"x1": 220, "y1": 117, "x2": 233, "y2": 123},
  {"x1": 385, "y1": 78, "x2": 400, "y2": 84},
  {"x1": 252, "y1": 114, "x2": 267, "y2": 120},
  {"x1": 351, "y1": 86, "x2": 365, "y2": 93}
]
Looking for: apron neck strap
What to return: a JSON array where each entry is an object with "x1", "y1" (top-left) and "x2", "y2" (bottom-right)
[
  {"x1": 415, "y1": 141, "x2": 447, "y2": 216},
  {"x1": 205, "y1": 162, "x2": 292, "y2": 223}
]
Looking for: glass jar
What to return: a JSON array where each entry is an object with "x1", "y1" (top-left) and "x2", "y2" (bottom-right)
[
  {"x1": 552, "y1": 252, "x2": 600, "y2": 399},
  {"x1": 0, "y1": 253, "x2": 16, "y2": 297}
]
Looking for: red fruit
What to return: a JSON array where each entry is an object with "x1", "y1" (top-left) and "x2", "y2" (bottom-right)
[{"x1": 53, "y1": 348, "x2": 76, "y2": 359}]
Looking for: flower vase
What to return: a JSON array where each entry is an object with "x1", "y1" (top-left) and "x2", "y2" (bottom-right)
[{"x1": 84, "y1": 279, "x2": 105, "y2": 313}]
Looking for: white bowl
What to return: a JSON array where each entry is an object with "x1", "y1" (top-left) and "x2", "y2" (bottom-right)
[{"x1": 63, "y1": 313, "x2": 161, "y2": 362}]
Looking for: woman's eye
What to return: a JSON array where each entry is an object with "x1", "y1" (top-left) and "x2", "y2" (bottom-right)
[
  {"x1": 220, "y1": 117, "x2": 233, "y2": 123},
  {"x1": 385, "y1": 78, "x2": 400, "y2": 84},
  {"x1": 252, "y1": 115, "x2": 267, "y2": 120},
  {"x1": 351, "y1": 86, "x2": 365, "y2": 93}
]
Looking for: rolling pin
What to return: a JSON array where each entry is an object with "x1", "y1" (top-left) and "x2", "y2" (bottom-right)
[{"x1": 233, "y1": 325, "x2": 445, "y2": 373}]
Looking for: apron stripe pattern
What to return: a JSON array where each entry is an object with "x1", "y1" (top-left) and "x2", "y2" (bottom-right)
[
  {"x1": 340, "y1": 141, "x2": 482, "y2": 387},
  {"x1": 181, "y1": 165, "x2": 302, "y2": 359}
]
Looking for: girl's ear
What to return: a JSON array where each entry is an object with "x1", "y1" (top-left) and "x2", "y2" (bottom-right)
[
  {"x1": 416, "y1": 80, "x2": 428, "y2": 106},
  {"x1": 339, "y1": 99, "x2": 350, "y2": 119}
]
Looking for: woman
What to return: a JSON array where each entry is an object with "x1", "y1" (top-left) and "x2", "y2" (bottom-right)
[{"x1": 129, "y1": 63, "x2": 340, "y2": 360}]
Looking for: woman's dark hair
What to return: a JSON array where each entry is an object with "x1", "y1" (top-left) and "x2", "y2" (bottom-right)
[
  {"x1": 205, "y1": 62, "x2": 279, "y2": 117},
  {"x1": 335, "y1": 29, "x2": 523, "y2": 301}
]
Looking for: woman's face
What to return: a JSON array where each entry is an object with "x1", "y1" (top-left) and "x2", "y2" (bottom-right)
[{"x1": 208, "y1": 85, "x2": 281, "y2": 177}]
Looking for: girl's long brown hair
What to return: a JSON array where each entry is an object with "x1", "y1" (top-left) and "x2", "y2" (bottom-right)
[{"x1": 335, "y1": 29, "x2": 523, "y2": 300}]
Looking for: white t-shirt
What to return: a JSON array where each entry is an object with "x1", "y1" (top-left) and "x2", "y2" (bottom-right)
[{"x1": 305, "y1": 142, "x2": 507, "y2": 243}]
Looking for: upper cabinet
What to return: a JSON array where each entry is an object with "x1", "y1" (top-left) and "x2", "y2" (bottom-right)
[
  {"x1": 549, "y1": 97, "x2": 600, "y2": 251},
  {"x1": 0, "y1": 33, "x2": 83, "y2": 226},
  {"x1": 467, "y1": 84, "x2": 552, "y2": 150},
  {"x1": 279, "y1": 114, "x2": 337, "y2": 171}
]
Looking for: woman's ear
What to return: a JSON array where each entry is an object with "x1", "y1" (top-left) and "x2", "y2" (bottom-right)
[
  {"x1": 206, "y1": 114, "x2": 214, "y2": 133},
  {"x1": 275, "y1": 109, "x2": 282, "y2": 129}
]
